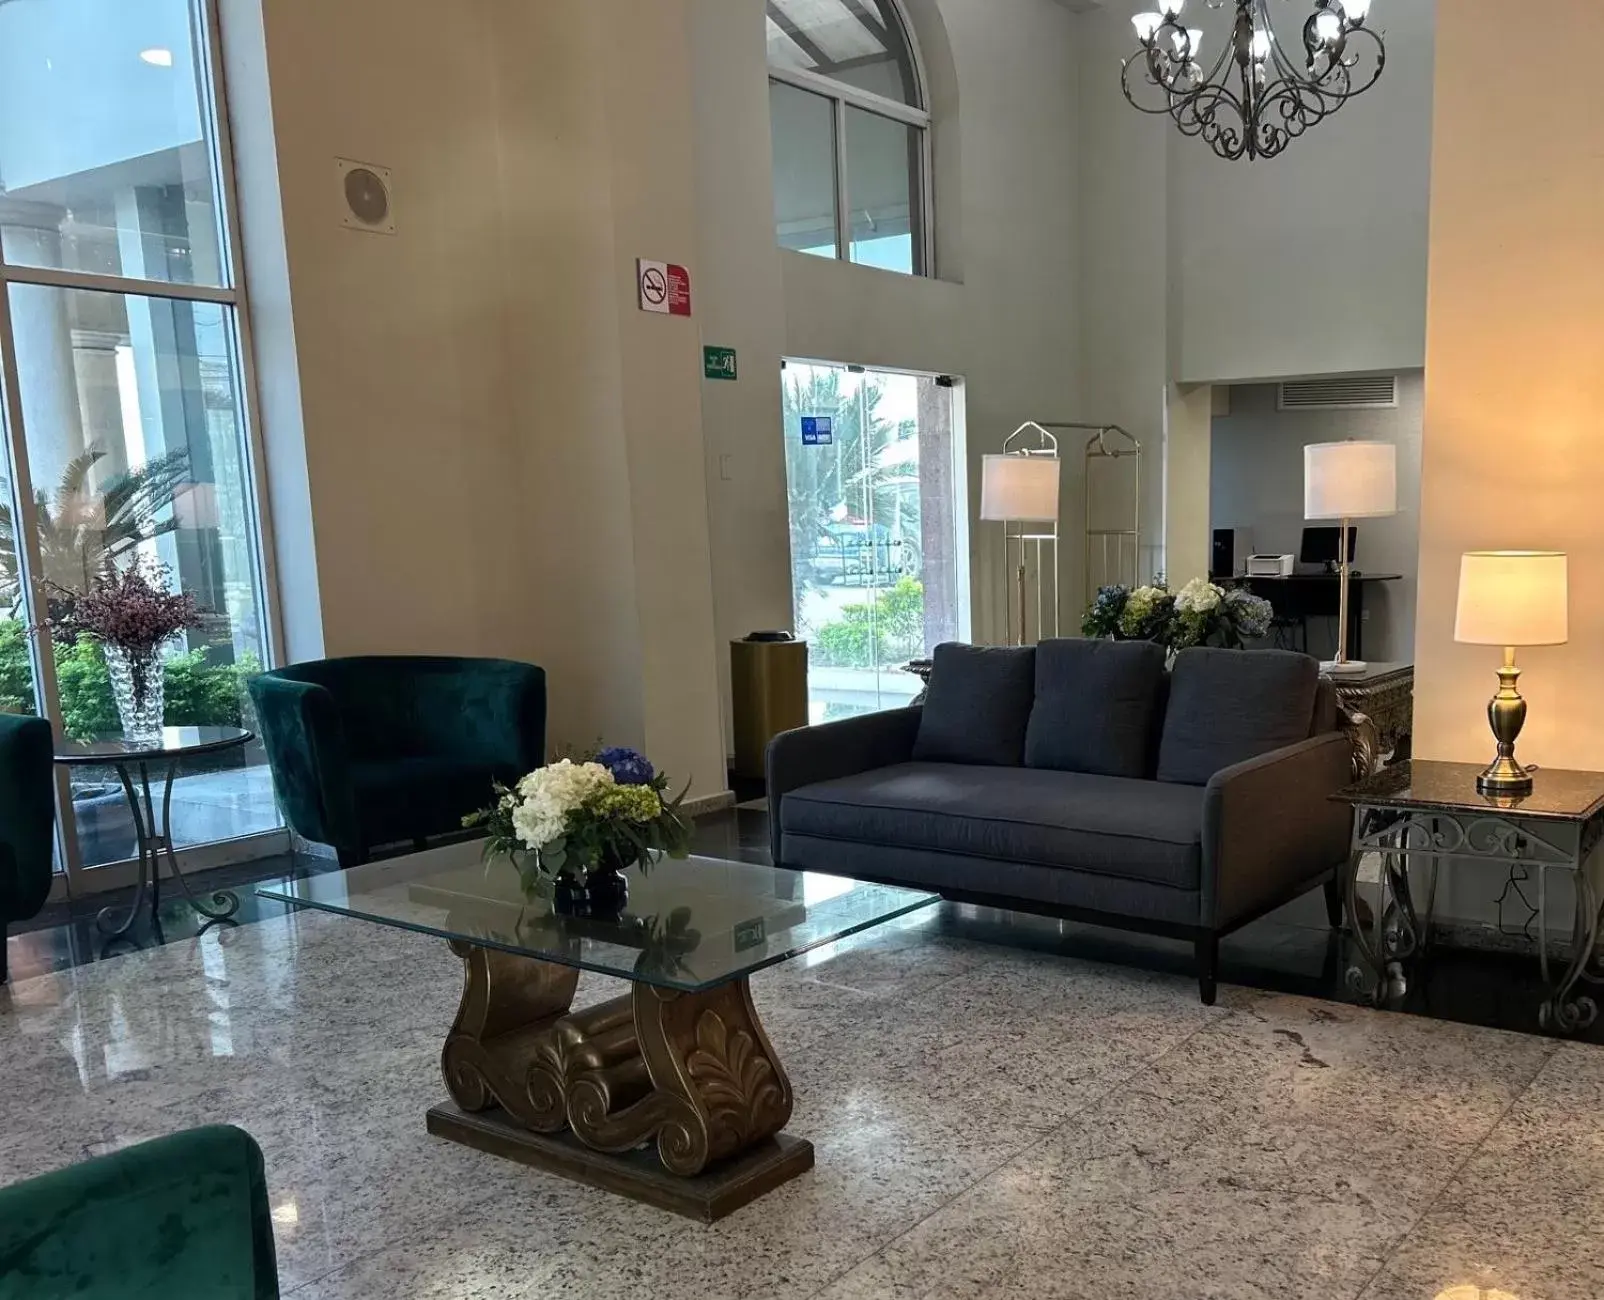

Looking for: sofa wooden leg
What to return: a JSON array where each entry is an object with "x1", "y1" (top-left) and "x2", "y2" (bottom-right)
[
  {"x1": 1323, "y1": 876, "x2": 1345, "y2": 930},
  {"x1": 1195, "y1": 933, "x2": 1218, "y2": 1006}
]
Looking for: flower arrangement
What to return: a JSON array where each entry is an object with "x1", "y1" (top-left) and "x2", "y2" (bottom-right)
[
  {"x1": 466, "y1": 745, "x2": 692, "y2": 894},
  {"x1": 35, "y1": 561, "x2": 204, "y2": 741},
  {"x1": 1081, "y1": 578, "x2": 1273, "y2": 652}
]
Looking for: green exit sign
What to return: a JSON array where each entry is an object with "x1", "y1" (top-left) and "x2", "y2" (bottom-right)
[{"x1": 703, "y1": 346, "x2": 738, "y2": 381}]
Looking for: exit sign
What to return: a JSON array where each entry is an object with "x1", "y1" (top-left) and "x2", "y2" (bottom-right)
[{"x1": 703, "y1": 346, "x2": 738, "y2": 381}]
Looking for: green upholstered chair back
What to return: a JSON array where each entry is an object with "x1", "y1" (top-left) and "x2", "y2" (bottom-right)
[
  {"x1": 264, "y1": 656, "x2": 545, "y2": 767},
  {"x1": 0, "y1": 712, "x2": 56, "y2": 929},
  {"x1": 0, "y1": 1124, "x2": 279, "y2": 1299}
]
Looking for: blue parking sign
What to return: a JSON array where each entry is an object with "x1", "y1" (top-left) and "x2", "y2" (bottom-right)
[{"x1": 801, "y1": 416, "x2": 834, "y2": 446}]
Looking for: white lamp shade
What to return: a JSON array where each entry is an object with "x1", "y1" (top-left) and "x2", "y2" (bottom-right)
[
  {"x1": 1455, "y1": 551, "x2": 1569, "y2": 647},
  {"x1": 1304, "y1": 441, "x2": 1398, "y2": 520},
  {"x1": 980, "y1": 454, "x2": 1060, "y2": 522}
]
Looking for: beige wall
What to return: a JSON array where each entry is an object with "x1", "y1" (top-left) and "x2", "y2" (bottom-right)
[
  {"x1": 1413, "y1": 0, "x2": 1604, "y2": 770},
  {"x1": 1163, "y1": 383, "x2": 1213, "y2": 587},
  {"x1": 225, "y1": 0, "x2": 726, "y2": 794}
]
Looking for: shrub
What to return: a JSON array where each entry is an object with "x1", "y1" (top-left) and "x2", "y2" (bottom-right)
[{"x1": 811, "y1": 578, "x2": 926, "y2": 668}]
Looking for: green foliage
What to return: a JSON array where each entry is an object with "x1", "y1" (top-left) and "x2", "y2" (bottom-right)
[
  {"x1": 0, "y1": 618, "x2": 260, "y2": 740},
  {"x1": 811, "y1": 577, "x2": 926, "y2": 668}
]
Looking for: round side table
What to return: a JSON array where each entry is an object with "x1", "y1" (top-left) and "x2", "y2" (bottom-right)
[{"x1": 54, "y1": 726, "x2": 255, "y2": 939}]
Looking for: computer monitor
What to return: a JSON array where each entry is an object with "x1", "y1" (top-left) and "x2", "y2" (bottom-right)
[{"x1": 1300, "y1": 525, "x2": 1358, "y2": 567}]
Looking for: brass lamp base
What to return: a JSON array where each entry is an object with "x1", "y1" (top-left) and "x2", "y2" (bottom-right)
[{"x1": 1477, "y1": 648, "x2": 1534, "y2": 797}]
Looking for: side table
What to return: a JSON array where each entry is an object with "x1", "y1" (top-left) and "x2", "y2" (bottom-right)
[
  {"x1": 55, "y1": 726, "x2": 254, "y2": 940},
  {"x1": 1333, "y1": 759, "x2": 1604, "y2": 1033},
  {"x1": 1326, "y1": 661, "x2": 1414, "y2": 779}
]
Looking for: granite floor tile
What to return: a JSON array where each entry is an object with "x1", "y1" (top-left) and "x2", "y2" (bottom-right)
[
  {"x1": 1357, "y1": 1040, "x2": 1604, "y2": 1300},
  {"x1": 818, "y1": 994, "x2": 1557, "y2": 1300}
]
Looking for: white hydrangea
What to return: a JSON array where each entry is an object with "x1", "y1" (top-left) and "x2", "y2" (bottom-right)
[
  {"x1": 1176, "y1": 577, "x2": 1223, "y2": 614},
  {"x1": 509, "y1": 759, "x2": 614, "y2": 851}
]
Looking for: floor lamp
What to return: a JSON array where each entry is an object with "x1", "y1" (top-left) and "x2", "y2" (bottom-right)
[
  {"x1": 1303, "y1": 440, "x2": 1397, "y2": 674},
  {"x1": 981, "y1": 425, "x2": 1062, "y2": 645}
]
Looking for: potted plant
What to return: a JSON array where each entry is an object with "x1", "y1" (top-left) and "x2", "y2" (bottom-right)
[
  {"x1": 1082, "y1": 578, "x2": 1273, "y2": 653},
  {"x1": 37, "y1": 561, "x2": 204, "y2": 744},
  {"x1": 466, "y1": 746, "x2": 692, "y2": 918}
]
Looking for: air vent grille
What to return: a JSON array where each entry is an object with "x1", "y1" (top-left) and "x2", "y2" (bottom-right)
[{"x1": 1278, "y1": 375, "x2": 1397, "y2": 411}]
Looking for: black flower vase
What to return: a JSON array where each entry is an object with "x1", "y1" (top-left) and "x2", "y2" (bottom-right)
[{"x1": 553, "y1": 847, "x2": 631, "y2": 920}]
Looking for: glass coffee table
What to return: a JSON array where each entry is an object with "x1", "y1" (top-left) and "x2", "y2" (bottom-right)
[{"x1": 260, "y1": 847, "x2": 937, "y2": 1220}]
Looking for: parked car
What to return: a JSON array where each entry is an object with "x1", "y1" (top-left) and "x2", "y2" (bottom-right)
[{"x1": 805, "y1": 523, "x2": 919, "y2": 585}]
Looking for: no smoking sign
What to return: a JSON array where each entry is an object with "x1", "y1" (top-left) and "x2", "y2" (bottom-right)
[{"x1": 637, "y1": 258, "x2": 691, "y2": 318}]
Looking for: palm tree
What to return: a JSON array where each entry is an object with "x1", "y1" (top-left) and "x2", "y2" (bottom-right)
[{"x1": 0, "y1": 447, "x2": 192, "y2": 614}]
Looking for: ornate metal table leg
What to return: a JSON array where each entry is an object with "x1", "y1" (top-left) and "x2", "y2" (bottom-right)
[
  {"x1": 147, "y1": 759, "x2": 241, "y2": 925},
  {"x1": 1343, "y1": 840, "x2": 1387, "y2": 1003},
  {"x1": 96, "y1": 763, "x2": 154, "y2": 939},
  {"x1": 1540, "y1": 869, "x2": 1601, "y2": 1033}
]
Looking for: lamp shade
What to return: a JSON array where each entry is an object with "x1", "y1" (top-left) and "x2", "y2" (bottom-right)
[
  {"x1": 1304, "y1": 441, "x2": 1398, "y2": 520},
  {"x1": 1454, "y1": 551, "x2": 1569, "y2": 647},
  {"x1": 980, "y1": 453, "x2": 1060, "y2": 522}
]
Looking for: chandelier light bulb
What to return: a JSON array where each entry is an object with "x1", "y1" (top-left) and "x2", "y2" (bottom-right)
[
  {"x1": 1133, "y1": 11, "x2": 1162, "y2": 41},
  {"x1": 1159, "y1": 0, "x2": 1184, "y2": 16},
  {"x1": 1250, "y1": 28, "x2": 1272, "y2": 61},
  {"x1": 1170, "y1": 27, "x2": 1203, "y2": 58},
  {"x1": 1313, "y1": 10, "x2": 1341, "y2": 42},
  {"x1": 1343, "y1": 0, "x2": 1372, "y2": 21}
]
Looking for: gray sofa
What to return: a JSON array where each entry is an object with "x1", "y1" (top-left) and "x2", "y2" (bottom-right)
[{"x1": 767, "y1": 640, "x2": 1353, "y2": 1004}]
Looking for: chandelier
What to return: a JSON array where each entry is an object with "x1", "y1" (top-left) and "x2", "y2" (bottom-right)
[{"x1": 1122, "y1": 0, "x2": 1385, "y2": 161}]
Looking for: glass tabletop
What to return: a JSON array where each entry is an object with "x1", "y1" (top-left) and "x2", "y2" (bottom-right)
[
  {"x1": 1335, "y1": 759, "x2": 1604, "y2": 822},
  {"x1": 53, "y1": 726, "x2": 255, "y2": 765},
  {"x1": 258, "y1": 843, "x2": 939, "y2": 992}
]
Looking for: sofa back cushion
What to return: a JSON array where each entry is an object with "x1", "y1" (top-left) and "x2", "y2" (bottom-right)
[
  {"x1": 912, "y1": 642, "x2": 1036, "y2": 767},
  {"x1": 1156, "y1": 648, "x2": 1320, "y2": 785},
  {"x1": 1024, "y1": 638, "x2": 1168, "y2": 778}
]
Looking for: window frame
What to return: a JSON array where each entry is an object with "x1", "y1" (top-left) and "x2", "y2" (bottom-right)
[
  {"x1": 0, "y1": 0, "x2": 290, "y2": 887},
  {"x1": 766, "y1": 0, "x2": 935, "y2": 278}
]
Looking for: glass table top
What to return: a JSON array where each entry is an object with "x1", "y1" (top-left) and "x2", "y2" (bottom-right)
[
  {"x1": 1335, "y1": 759, "x2": 1604, "y2": 822},
  {"x1": 54, "y1": 726, "x2": 255, "y2": 765},
  {"x1": 259, "y1": 843, "x2": 939, "y2": 992}
]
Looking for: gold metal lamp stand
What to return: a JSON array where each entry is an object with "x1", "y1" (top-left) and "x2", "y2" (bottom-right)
[{"x1": 1478, "y1": 646, "x2": 1533, "y2": 796}]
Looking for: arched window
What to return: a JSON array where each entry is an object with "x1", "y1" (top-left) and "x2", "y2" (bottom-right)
[{"x1": 766, "y1": 0, "x2": 931, "y2": 277}]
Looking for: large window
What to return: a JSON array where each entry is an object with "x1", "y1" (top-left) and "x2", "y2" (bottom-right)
[
  {"x1": 767, "y1": 0, "x2": 931, "y2": 277},
  {"x1": 0, "y1": 0, "x2": 282, "y2": 877}
]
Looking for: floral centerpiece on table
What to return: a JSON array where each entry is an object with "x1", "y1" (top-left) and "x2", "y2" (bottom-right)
[
  {"x1": 36, "y1": 561, "x2": 203, "y2": 743},
  {"x1": 1081, "y1": 578, "x2": 1273, "y2": 652},
  {"x1": 466, "y1": 746, "x2": 692, "y2": 898}
]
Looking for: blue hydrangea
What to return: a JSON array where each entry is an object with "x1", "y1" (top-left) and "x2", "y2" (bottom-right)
[{"x1": 597, "y1": 746, "x2": 655, "y2": 787}]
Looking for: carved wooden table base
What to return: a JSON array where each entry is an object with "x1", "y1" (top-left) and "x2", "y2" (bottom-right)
[{"x1": 430, "y1": 941, "x2": 812, "y2": 1217}]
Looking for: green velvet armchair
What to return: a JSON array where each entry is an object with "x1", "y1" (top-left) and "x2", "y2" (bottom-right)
[
  {"x1": 248, "y1": 655, "x2": 545, "y2": 866},
  {"x1": 0, "y1": 1124, "x2": 279, "y2": 1299},
  {"x1": 0, "y1": 712, "x2": 56, "y2": 985}
]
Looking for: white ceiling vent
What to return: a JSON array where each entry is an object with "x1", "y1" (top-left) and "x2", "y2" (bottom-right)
[{"x1": 1278, "y1": 375, "x2": 1398, "y2": 411}]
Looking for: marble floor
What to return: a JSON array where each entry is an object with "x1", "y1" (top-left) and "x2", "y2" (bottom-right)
[{"x1": 3, "y1": 897, "x2": 1600, "y2": 1298}]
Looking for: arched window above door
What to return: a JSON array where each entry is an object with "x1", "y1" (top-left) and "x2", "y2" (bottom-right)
[{"x1": 766, "y1": 0, "x2": 932, "y2": 277}]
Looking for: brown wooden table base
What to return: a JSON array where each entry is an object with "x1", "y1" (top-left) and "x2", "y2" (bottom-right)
[
  {"x1": 433, "y1": 940, "x2": 811, "y2": 1218},
  {"x1": 428, "y1": 1102, "x2": 815, "y2": 1222}
]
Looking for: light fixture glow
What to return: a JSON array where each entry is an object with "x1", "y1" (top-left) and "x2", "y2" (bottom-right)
[
  {"x1": 139, "y1": 47, "x2": 174, "y2": 67},
  {"x1": 1133, "y1": 12, "x2": 1162, "y2": 41},
  {"x1": 1314, "y1": 10, "x2": 1341, "y2": 42},
  {"x1": 1344, "y1": 0, "x2": 1372, "y2": 20},
  {"x1": 1250, "y1": 28, "x2": 1273, "y2": 61},
  {"x1": 1171, "y1": 28, "x2": 1204, "y2": 58},
  {"x1": 1159, "y1": 0, "x2": 1184, "y2": 15}
]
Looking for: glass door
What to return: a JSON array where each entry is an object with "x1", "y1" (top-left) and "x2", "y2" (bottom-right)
[{"x1": 782, "y1": 360, "x2": 968, "y2": 721}]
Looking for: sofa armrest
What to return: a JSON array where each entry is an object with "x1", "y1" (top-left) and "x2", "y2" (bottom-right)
[
  {"x1": 1200, "y1": 732, "x2": 1352, "y2": 929},
  {"x1": 766, "y1": 707, "x2": 922, "y2": 863},
  {"x1": 248, "y1": 674, "x2": 359, "y2": 852}
]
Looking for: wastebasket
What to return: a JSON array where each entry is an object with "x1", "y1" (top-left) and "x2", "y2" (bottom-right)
[{"x1": 730, "y1": 632, "x2": 808, "y2": 782}]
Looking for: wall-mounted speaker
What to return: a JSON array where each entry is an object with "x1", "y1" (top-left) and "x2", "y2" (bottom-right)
[{"x1": 336, "y1": 158, "x2": 396, "y2": 235}]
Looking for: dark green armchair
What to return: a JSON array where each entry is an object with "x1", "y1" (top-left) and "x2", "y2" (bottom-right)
[
  {"x1": 0, "y1": 1124, "x2": 279, "y2": 1299},
  {"x1": 248, "y1": 655, "x2": 545, "y2": 865},
  {"x1": 0, "y1": 713, "x2": 55, "y2": 985}
]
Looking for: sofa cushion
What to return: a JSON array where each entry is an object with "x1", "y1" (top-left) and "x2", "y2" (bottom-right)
[
  {"x1": 1156, "y1": 648, "x2": 1319, "y2": 786},
  {"x1": 1025, "y1": 638, "x2": 1168, "y2": 778},
  {"x1": 781, "y1": 762, "x2": 1205, "y2": 890},
  {"x1": 912, "y1": 642, "x2": 1036, "y2": 767}
]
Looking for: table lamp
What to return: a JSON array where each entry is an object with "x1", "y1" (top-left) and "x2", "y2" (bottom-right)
[
  {"x1": 1304, "y1": 440, "x2": 1398, "y2": 673},
  {"x1": 981, "y1": 426, "x2": 1061, "y2": 645},
  {"x1": 1455, "y1": 550, "x2": 1568, "y2": 796}
]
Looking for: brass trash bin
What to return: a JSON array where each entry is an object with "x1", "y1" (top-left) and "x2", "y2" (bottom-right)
[{"x1": 731, "y1": 633, "x2": 808, "y2": 781}]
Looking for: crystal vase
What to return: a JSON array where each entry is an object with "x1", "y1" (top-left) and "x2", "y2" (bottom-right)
[{"x1": 104, "y1": 644, "x2": 165, "y2": 744}]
